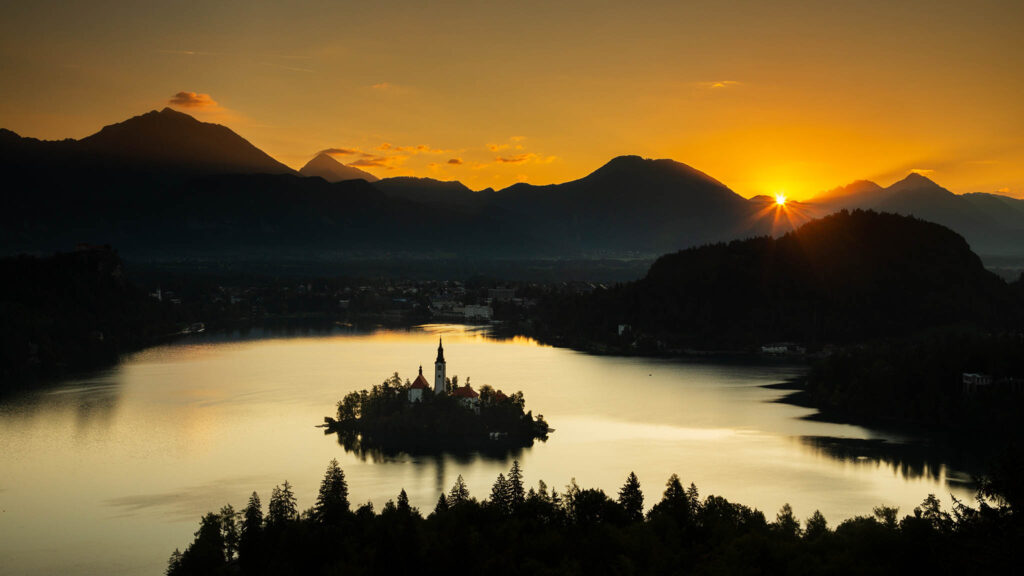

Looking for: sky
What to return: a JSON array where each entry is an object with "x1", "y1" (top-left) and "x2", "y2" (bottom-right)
[{"x1": 1, "y1": 1, "x2": 1022, "y2": 200}]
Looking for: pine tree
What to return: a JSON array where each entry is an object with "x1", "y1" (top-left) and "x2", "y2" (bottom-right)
[
  {"x1": 618, "y1": 472, "x2": 644, "y2": 522},
  {"x1": 219, "y1": 504, "x2": 240, "y2": 559},
  {"x1": 447, "y1": 474, "x2": 471, "y2": 507},
  {"x1": 239, "y1": 492, "x2": 263, "y2": 572},
  {"x1": 490, "y1": 473, "x2": 511, "y2": 514},
  {"x1": 805, "y1": 510, "x2": 829, "y2": 539},
  {"x1": 267, "y1": 481, "x2": 298, "y2": 527},
  {"x1": 434, "y1": 492, "x2": 449, "y2": 515},
  {"x1": 314, "y1": 458, "x2": 350, "y2": 524},
  {"x1": 774, "y1": 503, "x2": 801, "y2": 538},
  {"x1": 508, "y1": 460, "x2": 526, "y2": 509}
]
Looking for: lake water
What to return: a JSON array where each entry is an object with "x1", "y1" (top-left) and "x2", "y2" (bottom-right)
[{"x1": 0, "y1": 324, "x2": 975, "y2": 575}]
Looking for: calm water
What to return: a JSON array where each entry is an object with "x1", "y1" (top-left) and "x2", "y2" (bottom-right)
[{"x1": 0, "y1": 325, "x2": 974, "y2": 575}]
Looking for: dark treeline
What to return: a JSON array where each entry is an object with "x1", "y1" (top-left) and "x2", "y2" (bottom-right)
[
  {"x1": 167, "y1": 458, "x2": 1022, "y2": 576},
  {"x1": 798, "y1": 330, "x2": 1024, "y2": 438},
  {"x1": 0, "y1": 246, "x2": 192, "y2": 388},
  {"x1": 531, "y1": 210, "x2": 1023, "y2": 352},
  {"x1": 328, "y1": 372, "x2": 549, "y2": 453}
]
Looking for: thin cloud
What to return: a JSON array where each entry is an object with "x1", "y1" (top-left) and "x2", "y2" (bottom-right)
[
  {"x1": 349, "y1": 155, "x2": 405, "y2": 169},
  {"x1": 320, "y1": 148, "x2": 361, "y2": 156},
  {"x1": 695, "y1": 80, "x2": 742, "y2": 89},
  {"x1": 168, "y1": 91, "x2": 220, "y2": 109},
  {"x1": 447, "y1": 158, "x2": 463, "y2": 165},
  {"x1": 378, "y1": 143, "x2": 453, "y2": 154},
  {"x1": 495, "y1": 153, "x2": 558, "y2": 165},
  {"x1": 496, "y1": 153, "x2": 536, "y2": 164},
  {"x1": 910, "y1": 168, "x2": 935, "y2": 176}
]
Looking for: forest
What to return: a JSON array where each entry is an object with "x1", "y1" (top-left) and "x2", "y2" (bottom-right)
[{"x1": 167, "y1": 457, "x2": 1022, "y2": 576}]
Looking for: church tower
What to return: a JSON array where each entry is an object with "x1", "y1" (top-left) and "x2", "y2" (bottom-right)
[{"x1": 434, "y1": 337, "x2": 447, "y2": 394}]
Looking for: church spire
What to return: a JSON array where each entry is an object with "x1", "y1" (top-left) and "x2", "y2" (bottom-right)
[{"x1": 434, "y1": 337, "x2": 447, "y2": 394}]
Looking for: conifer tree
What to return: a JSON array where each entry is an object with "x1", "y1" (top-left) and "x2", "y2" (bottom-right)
[
  {"x1": 447, "y1": 474, "x2": 471, "y2": 507},
  {"x1": 618, "y1": 472, "x2": 644, "y2": 522},
  {"x1": 434, "y1": 492, "x2": 449, "y2": 515},
  {"x1": 508, "y1": 460, "x2": 526, "y2": 509},
  {"x1": 267, "y1": 481, "x2": 298, "y2": 527},
  {"x1": 490, "y1": 473, "x2": 511, "y2": 514},
  {"x1": 314, "y1": 458, "x2": 350, "y2": 524}
]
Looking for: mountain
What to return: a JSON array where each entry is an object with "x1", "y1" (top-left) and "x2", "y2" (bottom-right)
[
  {"x1": 374, "y1": 176, "x2": 483, "y2": 206},
  {"x1": 299, "y1": 152, "x2": 378, "y2": 182},
  {"x1": 811, "y1": 180, "x2": 887, "y2": 209},
  {"x1": 488, "y1": 155, "x2": 755, "y2": 254},
  {"x1": 807, "y1": 173, "x2": 1024, "y2": 257},
  {"x1": 2, "y1": 108, "x2": 294, "y2": 176}
]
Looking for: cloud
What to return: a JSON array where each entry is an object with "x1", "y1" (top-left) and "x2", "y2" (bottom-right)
[
  {"x1": 349, "y1": 155, "x2": 405, "y2": 169},
  {"x1": 909, "y1": 168, "x2": 935, "y2": 175},
  {"x1": 378, "y1": 142, "x2": 453, "y2": 154},
  {"x1": 168, "y1": 91, "x2": 219, "y2": 109},
  {"x1": 447, "y1": 158, "x2": 463, "y2": 165},
  {"x1": 320, "y1": 148, "x2": 361, "y2": 156},
  {"x1": 997, "y1": 187, "x2": 1011, "y2": 194},
  {"x1": 695, "y1": 80, "x2": 742, "y2": 89},
  {"x1": 495, "y1": 153, "x2": 558, "y2": 165},
  {"x1": 496, "y1": 153, "x2": 536, "y2": 164},
  {"x1": 488, "y1": 143, "x2": 511, "y2": 152}
]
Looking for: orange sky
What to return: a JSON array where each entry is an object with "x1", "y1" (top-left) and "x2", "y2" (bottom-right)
[{"x1": 1, "y1": 1, "x2": 1022, "y2": 200}]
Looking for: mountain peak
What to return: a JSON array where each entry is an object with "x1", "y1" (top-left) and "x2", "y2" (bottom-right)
[
  {"x1": 299, "y1": 152, "x2": 378, "y2": 182},
  {"x1": 76, "y1": 109, "x2": 293, "y2": 175},
  {"x1": 895, "y1": 171, "x2": 941, "y2": 188},
  {"x1": 887, "y1": 172, "x2": 950, "y2": 197}
]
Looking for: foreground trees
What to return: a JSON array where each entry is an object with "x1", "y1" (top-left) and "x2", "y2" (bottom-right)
[{"x1": 168, "y1": 459, "x2": 1022, "y2": 576}]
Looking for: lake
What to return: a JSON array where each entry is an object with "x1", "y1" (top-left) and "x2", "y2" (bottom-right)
[{"x1": 0, "y1": 324, "x2": 975, "y2": 575}]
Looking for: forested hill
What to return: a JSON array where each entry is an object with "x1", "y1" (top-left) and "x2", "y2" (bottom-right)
[
  {"x1": 535, "y1": 210, "x2": 1023, "y2": 351},
  {"x1": 0, "y1": 247, "x2": 188, "y2": 386}
]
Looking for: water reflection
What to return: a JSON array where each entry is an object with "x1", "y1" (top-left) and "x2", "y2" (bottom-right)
[
  {"x1": 797, "y1": 436, "x2": 978, "y2": 488},
  {"x1": 0, "y1": 374, "x2": 121, "y2": 434},
  {"x1": 331, "y1": 429, "x2": 527, "y2": 464}
]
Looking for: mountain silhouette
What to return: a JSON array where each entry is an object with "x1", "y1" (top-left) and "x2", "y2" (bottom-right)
[
  {"x1": 488, "y1": 155, "x2": 754, "y2": 254},
  {"x1": 807, "y1": 173, "x2": 1024, "y2": 256},
  {"x1": 3, "y1": 109, "x2": 1023, "y2": 266},
  {"x1": 2, "y1": 108, "x2": 293, "y2": 176},
  {"x1": 299, "y1": 152, "x2": 378, "y2": 182}
]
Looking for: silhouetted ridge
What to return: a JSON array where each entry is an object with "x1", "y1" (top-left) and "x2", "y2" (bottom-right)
[
  {"x1": 78, "y1": 108, "x2": 293, "y2": 175},
  {"x1": 299, "y1": 152, "x2": 379, "y2": 182}
]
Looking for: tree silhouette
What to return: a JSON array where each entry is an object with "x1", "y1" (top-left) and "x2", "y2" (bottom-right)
[
  {"x1": 618, "y1": 472, "x2": 644, "y2": 522},
  {"x1": 314, "y1": 458, "x2": 349, "y2": 524},
  {"x1": 267, "y1": 481, "x2": 297, "y2": 527},
  {"x1": 447, "y1": 475, "x2": 471, "y2": 507}
]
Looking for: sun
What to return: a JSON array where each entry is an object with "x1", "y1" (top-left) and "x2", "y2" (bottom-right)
[{"x1": 774, "y1": 193, "x2": 787, "y2": 206}]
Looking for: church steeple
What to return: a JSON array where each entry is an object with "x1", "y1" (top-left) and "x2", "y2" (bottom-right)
[{"x1": 434, "y1": 337, "x2": 447, "y2": 394}]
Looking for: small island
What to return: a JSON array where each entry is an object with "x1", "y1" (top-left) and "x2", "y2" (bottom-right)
[{"x1": 324, "y1": 338, "x2": 550, "y2": 453}]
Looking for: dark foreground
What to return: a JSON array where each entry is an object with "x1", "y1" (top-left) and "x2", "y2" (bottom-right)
[{"x1": 168, "y1": 458, "x2": 1021, "y2": 576}]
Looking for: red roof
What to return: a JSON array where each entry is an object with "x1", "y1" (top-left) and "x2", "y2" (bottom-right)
[
  {"x1": 410, "y1": 373, "x2": 430, "y2": 390},
  {"x1": 494, "y1": 390, "x2": 508, "y2": 401},
  {"x1": 451, "y1": 385, "x2": 479, "y2": 399}
]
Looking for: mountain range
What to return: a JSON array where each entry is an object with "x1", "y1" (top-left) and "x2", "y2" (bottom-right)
[{"x1": 2, "y1": 108, "x2": 1022, "y2": 269}]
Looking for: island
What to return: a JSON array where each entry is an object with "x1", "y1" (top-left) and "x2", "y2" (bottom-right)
[{"x1": 323, "y1": 338, "x2": 550, "y2": 453}]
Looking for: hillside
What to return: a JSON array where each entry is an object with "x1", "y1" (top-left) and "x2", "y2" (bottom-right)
[{"x1": 533, "y1": 210, "x2": 1021, "y2": 350}]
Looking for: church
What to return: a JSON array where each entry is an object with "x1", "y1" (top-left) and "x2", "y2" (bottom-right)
[{"x1": 407, "y1": 337, "x2": 480, "y2": 412}]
